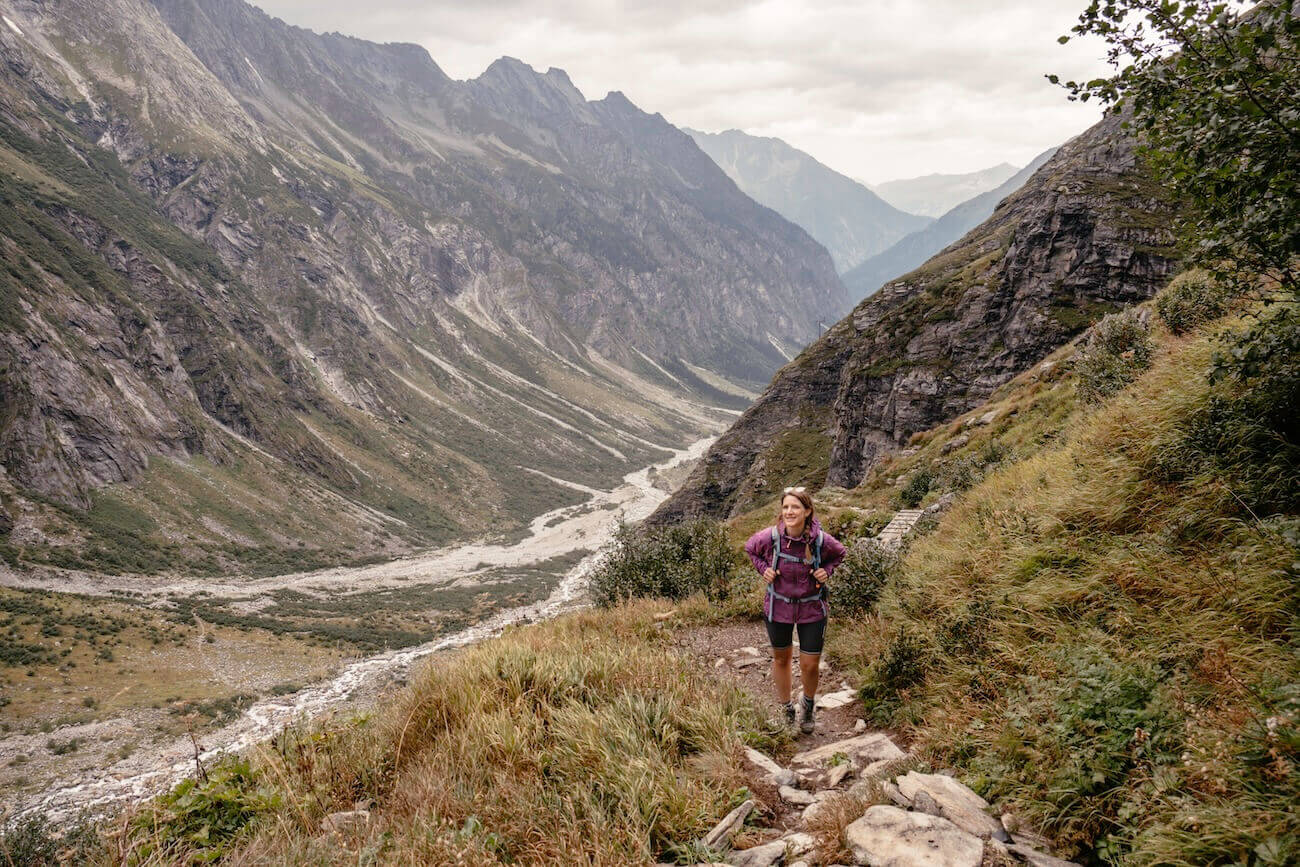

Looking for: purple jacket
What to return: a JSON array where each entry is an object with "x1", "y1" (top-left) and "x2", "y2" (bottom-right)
[{"x1": 745, "y1": 518, "x2": 846, "y2": 624}]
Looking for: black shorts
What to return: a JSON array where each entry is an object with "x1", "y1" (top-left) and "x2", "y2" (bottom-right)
[{"x1": 765, "y1": 618, "x2": 827, "y2": 655}]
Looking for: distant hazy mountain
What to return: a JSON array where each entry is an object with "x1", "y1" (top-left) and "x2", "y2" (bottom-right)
[
  {"x1": 844, "y1": 148, "x2": 1058, "y2": 301},
  {"x1": 871, "y1": 163, "x2": 1021, "y2": 218},
  {"x1": 686, "y1": 129, "x2": 931, "y2": 274}
]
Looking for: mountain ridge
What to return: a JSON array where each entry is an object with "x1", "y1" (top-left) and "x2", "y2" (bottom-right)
[
  {"x1": 844, "y1": 147, "x2": 1058, "y2": 301},
  {"x1": 685, "y1": 127, "x2": 930, "y2": 274}
]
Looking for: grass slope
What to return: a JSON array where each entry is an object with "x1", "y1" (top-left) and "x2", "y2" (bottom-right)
[{"x1": 818, "y1": 291, "x2": 1298, "y2": 862}]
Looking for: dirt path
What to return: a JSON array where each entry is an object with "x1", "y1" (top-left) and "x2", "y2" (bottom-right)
[{"x1": 675, "y1": 619, "x2": 901, "y2": 834}]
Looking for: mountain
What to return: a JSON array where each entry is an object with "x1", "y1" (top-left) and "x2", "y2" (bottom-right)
[
  {"x1": 650, "y1": 110, "x2": 1181, "y2": 524},
  {"x1": 685, "y1": 128, "x2": 931, "y2": 274},
  {"x1": 0, "y1": 0, "x2": 846, "y2": 573},
  {"x1": 870, "y1": 162, "x2": 1020, "y2": 217},
  {"x1": 844, "y1": 147, "x2": 1058, "y2": 301}
]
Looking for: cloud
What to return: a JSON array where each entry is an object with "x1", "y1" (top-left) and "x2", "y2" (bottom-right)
[{"x1": 249, "y1": 0, "x2": 1115, "y2": 181}]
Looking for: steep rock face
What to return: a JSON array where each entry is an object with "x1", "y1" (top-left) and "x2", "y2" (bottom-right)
[
  {"x1": 686, "y1": 128, "x2": 930, "y2": 274},
  {"x1": 843, "y1": 147, "x2": 1058, "y2": 302},
  {"x1": 651, "y1": 112, "x2": 1180, "y2": 523},
  {"x1": 147, "y1": 0, "x2": 846, "y2": 382}
]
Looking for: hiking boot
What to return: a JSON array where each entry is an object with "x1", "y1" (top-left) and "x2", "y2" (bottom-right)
[
  {"x1": 782, "y1": 701, "x2": 796, "y2": 728},
  {"x1": 799, "y1": 695, "x2": 816, "y2": 734}
]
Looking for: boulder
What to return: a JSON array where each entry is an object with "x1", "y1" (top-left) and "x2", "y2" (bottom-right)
[
  {"x1": 895, "y1": 772, "x2": 1006, "y2": 841},
  {"x1": 844, "y1": 805, "x2": 983, "y2": 867},
  {"x1": 792, "y1": 733, "x2": 904, "y2": 769}
]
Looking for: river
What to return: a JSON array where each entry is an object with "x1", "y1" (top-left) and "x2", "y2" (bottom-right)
[{"x1": 13, "y1": 436, "x2": 713, "y2": 824}]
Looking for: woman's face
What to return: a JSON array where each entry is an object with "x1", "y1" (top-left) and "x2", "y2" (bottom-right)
[{"x1": 781, "y1": 495, "x2": 811, "y2": 532}]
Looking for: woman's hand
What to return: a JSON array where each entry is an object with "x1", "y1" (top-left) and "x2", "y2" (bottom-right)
[
  {"x1": 762, "y1": 567, "x2": 777, "y2": 584},
  {"x1": 813, "y1": 567, "x2": 829, "y2": 585}
]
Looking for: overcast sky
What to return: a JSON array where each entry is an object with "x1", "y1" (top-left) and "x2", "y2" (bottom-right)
[{"x1": 248, "y1": 0, "x2": 1116, "y2": 183}]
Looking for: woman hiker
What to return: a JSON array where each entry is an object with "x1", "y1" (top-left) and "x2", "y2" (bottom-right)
[{"x1": 744, "y1": 487, "x2": 846, "y2": 733}]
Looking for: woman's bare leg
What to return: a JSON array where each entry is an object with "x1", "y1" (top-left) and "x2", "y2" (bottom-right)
[
  {"x1": 799, "y1": 651, "x2": 820, "y2": 701},
  {"x1": 771, "y1": 646, "x2": 793, "y2": 704}
]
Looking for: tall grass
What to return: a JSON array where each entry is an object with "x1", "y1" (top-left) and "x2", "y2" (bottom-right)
[
  {"x1": 836, "y1": 314, "x2": 1299, "y2": 863},
  {"x1": 108, "y1": 601, "x2": 778, "y2": 865}
]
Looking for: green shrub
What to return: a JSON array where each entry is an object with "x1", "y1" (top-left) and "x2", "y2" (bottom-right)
[
  {"x1": 1156, "y1": 270, "x2": 1232, "y2": 334},
  {"x1": 970, "y1": 648, "x2": 1184, "y2": 861},
  {"x1": 859, "y1": 630, "x2": 929, "y2": 723},
  {"x1": 1150, "y1": 308, "x2": 1300, "y2": 516},
  {"x1": 589, "y1": 519, "x2": 741, "y2": 606},
  {"x1": 1075, "y1": 309, "x2": 1154, "y2": 403},
  {"x1": 128, "y1": 758, "x2": 281, "y2": 863},
  {"x1": 896, "y1": 468, "x2": 933, "y2": 508},
  {"x1": 831, "y1": 539, "x2": 900, "y2": 617}
]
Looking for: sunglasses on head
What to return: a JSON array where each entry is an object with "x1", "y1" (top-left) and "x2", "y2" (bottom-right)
[{"x1": 783, "y1": 486, "x2": 807, "y2": 494}]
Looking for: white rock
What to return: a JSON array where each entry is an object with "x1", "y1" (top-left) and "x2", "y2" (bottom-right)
[
  {"x1": 783, "y1": 831, "x2": 817, "y2": 857},
  {"x1": 738, "y1": 646, "x2": 762, "y2": 657},
  {"x1": 780, "y1": 785, "x2": 815, "y2": 806},
  {"x1": 895, "y1": 772, "x2": 1005, "y2": 840},
  {"x1": 853, "y1": 718, "x2": 868, "y2": 733},
  {"x1": 844, "y1": 805, "x2": 983, "y2": 867},
  {"x1": 860, "y1": 758, "x2": 898, "y2": 779},
  {"x1": 734, "y1": 656, "x2": 765, "y2": 669},
  {"x1": 744, "y1": 747, "x2": 785, "y2": 777},
  {"x1": 702, "y1": 799, "x2": 754, "y2": 849},
  {"x1": 825, "y1": 762, "x2": 852, "y2": 788},
  {"x1": 792, "y1": 733, "x2": 905, "y2": 768},
  {"x1": 978, "y1": 409, "x2": 1001, "y2": 426},
  {"x1": 817, "y1": 688, "x2": 858, "y2": 710},
  {"x1": 725, "y1": 840, "x2": 786, "y2": 867}
]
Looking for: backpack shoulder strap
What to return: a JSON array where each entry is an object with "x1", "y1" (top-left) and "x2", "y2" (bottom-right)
[
  {"x1": 813, "y1": 531, "x2": 823, "y2": 569},
  {"x1": 770, "y1": 526, "x2": 780, "y2": 566}
]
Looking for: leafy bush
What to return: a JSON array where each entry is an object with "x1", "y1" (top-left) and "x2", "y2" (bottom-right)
[
  {"x1": 127, "y1": 758, "x2": 281, "y2": 863},
  {"x1": 1075, "y1": 309, "x2": 1154, "y2": 403},
  {"x1": 1156, "y1": 270, "x2": 1232, "y2": 334},
  {"x1": 589, "y1": 519, "x2": 741, "y2": 606},
  {"x1": 858, "y1": 630, "x2": 929, "y2": 723},
  {"x1": 1151, "y1": 308, "x2": 1300, "y2": 516},
  {"x1": 970, "y1": 648, "x2": 1184, "y2": 860},
  {"x1": 895, "y1": 468, "x2": 933, "y2": 508},
  {"x1": 831, "y1": 539, "x2": 900, "y2": 617}
]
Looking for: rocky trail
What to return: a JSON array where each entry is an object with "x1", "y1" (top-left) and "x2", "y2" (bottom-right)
[{"x1": 671, "y1": 620, "x2": 1080, "y2": 867}]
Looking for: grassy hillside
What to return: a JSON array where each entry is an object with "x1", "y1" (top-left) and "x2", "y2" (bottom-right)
[
  {"x1": 814, "y1": 278, "x2": 1298, "y2": 863},
  {"x1": 7, "y1": 276, "x2": 1293, "y2": 865}
]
